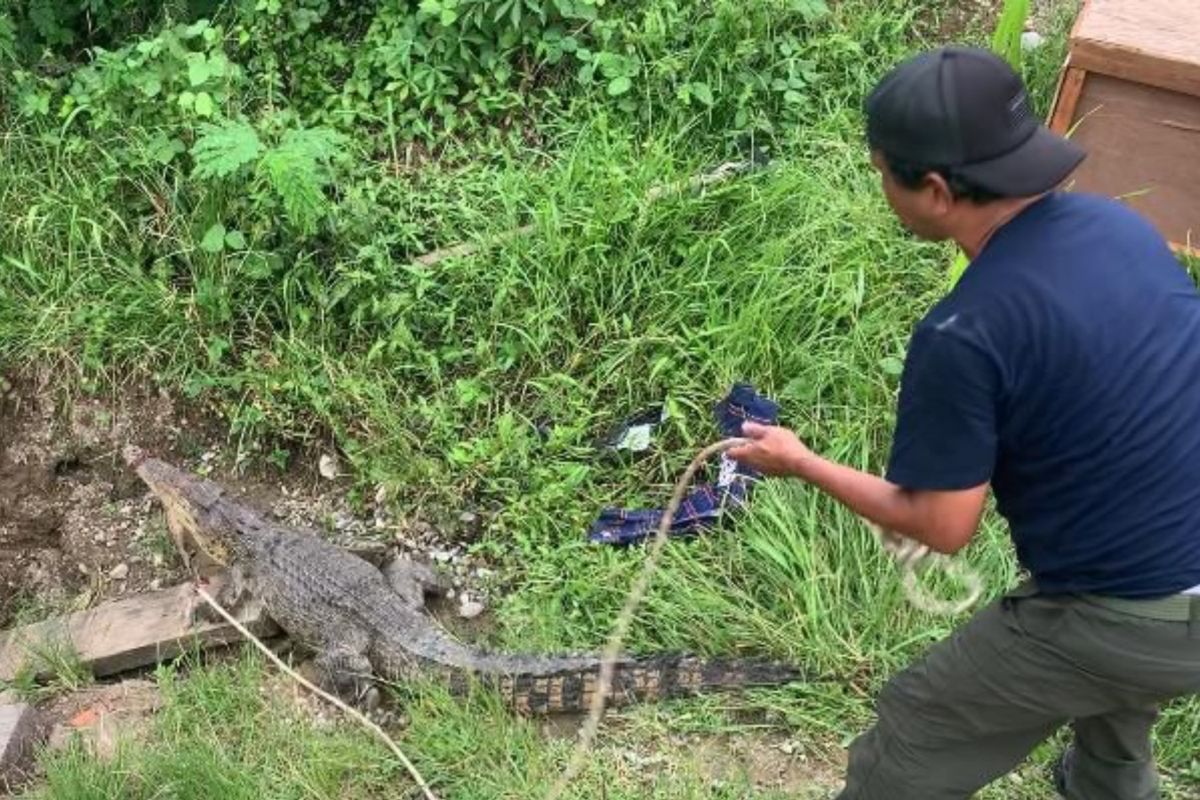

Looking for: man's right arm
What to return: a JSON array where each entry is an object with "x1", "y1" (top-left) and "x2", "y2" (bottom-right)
[{"x1": 729, "y1": 423, "x2": 988, "y2": 553}]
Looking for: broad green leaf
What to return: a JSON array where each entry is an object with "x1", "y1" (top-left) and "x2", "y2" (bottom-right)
[
  {"x1": 607, "y1": 75, "x2": 632, "y2": 96},
  {"x1": 193, "y1": 91, "x2": 215, "y2": 117},
  {"x1": 187, "y1": 53, "x2": 210, "y2": 87},
  {"x1": 224, "y1": 229, "x2": 247, "y2": 250},
  {"x1": 149, "y1": 135, "x2": 186, "y2": 165},
  {"x1": 183, "y1": 19, "x2": 210, "y2": 38},
  {"x1": 200, "y1": 223, "x2": 226, "y2": 253},
  {"x1": 691, "y1": 81, "x2": 714, "y2": 106}
]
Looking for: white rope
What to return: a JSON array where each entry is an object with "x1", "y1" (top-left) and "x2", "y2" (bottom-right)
[
  {"x1": 194, "y1": 585, "x2": 441, "y2": 800},
  {"x1": 867, "y1": 521, "x2": 984, "y2": 616}
]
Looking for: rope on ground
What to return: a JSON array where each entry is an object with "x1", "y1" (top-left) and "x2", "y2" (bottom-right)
[
  {"x1": 194, "y1": 585, "x2": 441, "y2": 800},
  {"x1": 544, "y1": 437, "x2": 986, "y2": 799}
]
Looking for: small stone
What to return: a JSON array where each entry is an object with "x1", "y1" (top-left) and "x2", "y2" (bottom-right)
[
  {"x1": 458, "y1": 597, "x2": 486, "y2": 619},
  {"x1": 374, "y1": 485, "x2": 388, "y2": 506},
  {"x1": 109, "y1": 563, "x2": 129, "y2": 581},
  {"x1": 1020, "y1": 31, "x2": 1044, "y2": 51},
  {"x1": 149, "y1": 579, "x2": 162, "y2": 591},
  {"x1": 430, "y1": 549, "x2": 454, "y2": 564},
  {"x1": 318, "y1": 454, "x2": 339, "y2": 481},
  {"x1": 78, "y1": 563, "x2": 90, "y2": 576}
]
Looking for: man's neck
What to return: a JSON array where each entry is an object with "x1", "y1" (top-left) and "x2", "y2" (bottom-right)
[{"x1": 954, "y1": 193, "x2": 1047, "y2": 260}]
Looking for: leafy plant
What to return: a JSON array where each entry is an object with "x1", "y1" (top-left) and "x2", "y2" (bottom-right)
[
  {"x1": 60, "y1": 19, "x2": 243, "y2": 135},
  {"x1": 191, "y1": 118, "x2": 348, "y2": 234}
]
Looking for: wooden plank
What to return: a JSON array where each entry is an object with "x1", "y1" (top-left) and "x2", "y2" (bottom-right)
[
  {"x1": 0, "y1": 573, "x2": 279, "y2": 683},
  {"x1": 1071, "y1": 0, "x2": 1200, "y2": 98},
  {"x1": 1049, "y1": 65, "x2": 1088, "y2": 135},
  {"x1": 1063, "y1": 72, "x2": 1200, "y2": 251},
  {"x1": 0, "y1": 702, "x2": 41, "y2": 790}
]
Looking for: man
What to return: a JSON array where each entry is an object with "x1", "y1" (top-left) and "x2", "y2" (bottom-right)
[{"x1": 728, "y1": 46, "x2": 1200, "y2": 799}]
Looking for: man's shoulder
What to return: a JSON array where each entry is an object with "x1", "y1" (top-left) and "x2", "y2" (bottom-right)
[{"x1": 1045, "y1": 191, "x2": 1167, "y2": 244}]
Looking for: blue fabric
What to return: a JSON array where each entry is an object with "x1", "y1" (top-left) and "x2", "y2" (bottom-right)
[
  {"x1": 887, "y1": 191, "x2": 1200, "y2": 598},
  {"x1": 589, "y1": 383, "x2": 779, "y2": 545}
]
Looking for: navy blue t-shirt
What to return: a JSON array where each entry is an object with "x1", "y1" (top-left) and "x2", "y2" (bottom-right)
[{"x1": 886, "y1": 192, "x2": 1200, "y2": 598}]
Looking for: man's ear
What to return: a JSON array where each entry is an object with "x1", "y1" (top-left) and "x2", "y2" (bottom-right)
[{"x1": 922, "y1": 171, "x2": 955, "y2": 215}]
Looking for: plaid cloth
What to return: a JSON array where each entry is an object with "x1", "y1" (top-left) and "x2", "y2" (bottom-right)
[{"x1": 588, "y1": 383, "x2": 780, "y2": 545}]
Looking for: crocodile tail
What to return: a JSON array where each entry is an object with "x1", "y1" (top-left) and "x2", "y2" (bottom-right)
[{"x1": 447, "y1": 654, "x2": 799, "y2": 715}]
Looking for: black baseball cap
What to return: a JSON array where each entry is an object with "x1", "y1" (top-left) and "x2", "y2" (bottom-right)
[{"x1": 865, "y1": 46, "x2": 1085, "y2": 196}]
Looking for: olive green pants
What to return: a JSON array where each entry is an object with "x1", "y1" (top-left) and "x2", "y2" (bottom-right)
[{"x1": 836, "y1": 585, "x2": 1200, "y2": 799}]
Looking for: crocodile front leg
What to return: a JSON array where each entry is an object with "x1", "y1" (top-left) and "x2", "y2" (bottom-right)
[
  {"x1": 382, "y1": 557, "x2": 451, "y2": 608},
  {"x1": 310, "y1": 645, "x2": 380, "y2": 711}
]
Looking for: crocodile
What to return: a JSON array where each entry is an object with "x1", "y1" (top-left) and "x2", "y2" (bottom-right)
[{"x1": 123, "y1": 446, "x2": 799, "y2": 714}]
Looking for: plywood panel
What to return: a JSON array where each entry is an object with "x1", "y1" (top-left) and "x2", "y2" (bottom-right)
[
  {"x1": 1072, "y1": 0, "x2": 1200, "y2": 98},
  {"x1": 1066, "y1": 73, "x2": 1200, "y2": 249}
]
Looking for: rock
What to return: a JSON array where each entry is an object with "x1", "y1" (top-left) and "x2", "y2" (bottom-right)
[
  {"x1": 458, "y1": 596, "x2": 486, "y2": 619},
  {"x1": 1020, "y1": 30, "x2": 1044, "y2": 51},
  {"x1": 109, "y1": 563, "x2": 129, "y2": 581},
  {"x1": 430, "y1": 549, "x2": 455, "y2": 564},
  {"x1": 318, "y1": 454, "x2": 339, "y2": 481},
  {"x1": 149, "y1": 579, "x2": 162, "y2": 591}
]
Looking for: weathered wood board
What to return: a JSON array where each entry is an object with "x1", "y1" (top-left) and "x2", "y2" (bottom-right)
[
  {"x1": 1070, "y1": 0, "x2": 1200, "y2": 99},
  {"x1": 1048, "y1": 0, "x2": 1200, "y2": 253},
  {"x1": 0, "y1": 702, "x2": 41, "y2": 790},
  {"x1": 0, "y1": 573, "x2": 279, "y2": 683}
]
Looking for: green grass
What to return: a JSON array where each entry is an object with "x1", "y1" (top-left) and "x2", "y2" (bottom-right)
[{"x1": 3, "y1": 0, "x2": 1199, "y2": 797}]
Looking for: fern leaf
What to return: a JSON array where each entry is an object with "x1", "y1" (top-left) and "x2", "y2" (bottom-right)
[
  {"x1": 191, "y1": 120, "x2": 263, "y2": 180},
  {"x1": 278, "y1": 127, "x2": 347, "y2": 163},
  {"x1": 257, "y1": 126, "x2": 347, "y2": 234}
]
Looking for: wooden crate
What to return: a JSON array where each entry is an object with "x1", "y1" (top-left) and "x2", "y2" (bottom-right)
[{"x1": 1047, "y1": 0, "x2": 1200, "y2": 255}]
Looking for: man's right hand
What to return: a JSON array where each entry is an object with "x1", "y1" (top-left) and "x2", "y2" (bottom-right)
[{"x1": 727, "y1": 422, "x2": 815, "y2": 478}]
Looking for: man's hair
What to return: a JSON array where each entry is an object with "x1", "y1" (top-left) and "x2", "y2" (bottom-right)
[{"x1": 882, "y1": 152, "x2": 1005, "y2": 204}]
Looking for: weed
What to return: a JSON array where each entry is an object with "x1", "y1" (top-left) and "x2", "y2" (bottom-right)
[{"x1": 0, "y1": 631, "x2": 92, "y2": 703}]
